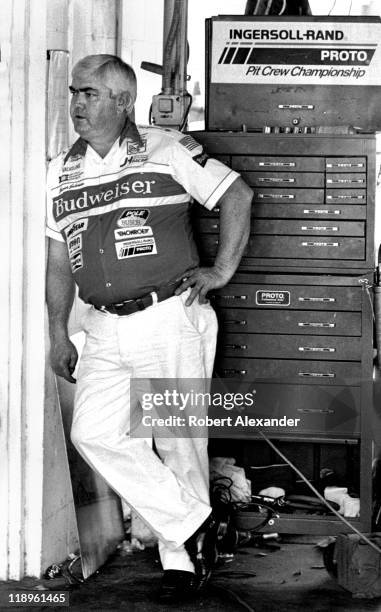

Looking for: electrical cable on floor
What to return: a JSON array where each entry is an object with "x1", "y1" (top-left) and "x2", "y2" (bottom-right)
[
  {"x1": 66, "y1": 555, "x2": 84, "y2": 583},
  {"x1": 212, "y1": 584, "x2": 256, "y2": 612},
  {"x1": 255, "y1": 428, "x2": 381, "y2": 555}
]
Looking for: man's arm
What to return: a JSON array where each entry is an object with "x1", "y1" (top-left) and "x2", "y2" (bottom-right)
[
  {"x1": 175, "y1": 176, "x2": 253, "y2": 305},
  {"x1": 46, "y1": 238, "x2": 78, "y2": 383}
]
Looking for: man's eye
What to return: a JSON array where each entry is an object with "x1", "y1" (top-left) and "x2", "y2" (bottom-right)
[{"x1": 85, "y1": 92, "x2": 98, "y2": 99}]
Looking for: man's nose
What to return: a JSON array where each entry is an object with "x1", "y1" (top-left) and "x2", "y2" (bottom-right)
[{"x1": 72, "y1": 92, "x2": 87, "y2": 108}]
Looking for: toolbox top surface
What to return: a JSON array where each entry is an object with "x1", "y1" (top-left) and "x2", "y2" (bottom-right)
[{"x1": 206, "y1": 16, "x2": 381, "y2": 132}]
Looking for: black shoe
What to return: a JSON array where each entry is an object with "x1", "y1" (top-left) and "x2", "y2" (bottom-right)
[
  {"x1": 157, "y1": 570, "x2": 198, "y2": 603},
  {"x1": 184, "y1": 514, "x2": 218, "y2": 590}
]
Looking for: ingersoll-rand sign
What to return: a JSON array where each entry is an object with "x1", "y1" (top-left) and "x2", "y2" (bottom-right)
[{"x1": 206, "y1": 16, "x2": 381, "y2": 131}]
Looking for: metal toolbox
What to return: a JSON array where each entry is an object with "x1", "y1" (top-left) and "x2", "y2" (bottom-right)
[
  {"x1": 209, "y1": 273, "x2": 373, "y2": 440},
  {"x1": 192, "y1": 132, "x2": 375, "y2": 273}
]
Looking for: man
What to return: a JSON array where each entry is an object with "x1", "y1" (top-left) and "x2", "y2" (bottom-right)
[{"x1": 46, "y1": 54, "x2": 252, "y2": 602}]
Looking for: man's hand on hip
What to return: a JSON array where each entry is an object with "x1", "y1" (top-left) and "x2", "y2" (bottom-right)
[
  {"x1": 174, "y1": 266, "x2": 229, "y2": 306},
  {"x1": 50, "y1": 334, "x2": 78, "y2": 383}
]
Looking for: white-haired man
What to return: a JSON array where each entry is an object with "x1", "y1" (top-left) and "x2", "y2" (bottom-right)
[{"x1": 46, "y1": 54, "x2": 252, "y2": 602}]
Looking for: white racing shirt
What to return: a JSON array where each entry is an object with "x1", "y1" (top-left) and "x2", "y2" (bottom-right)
[{"x1": 46, "y1": 121, "x2": 239, "y2": 307}]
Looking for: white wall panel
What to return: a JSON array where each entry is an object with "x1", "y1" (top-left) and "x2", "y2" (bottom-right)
[{"x1": 0, "y1": 0, "x2": 47, "y2": 580}]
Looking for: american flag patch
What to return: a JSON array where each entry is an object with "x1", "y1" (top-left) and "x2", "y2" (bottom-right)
[{"x1": 179, "y1": 135, "x2": 200, "y2": 152}]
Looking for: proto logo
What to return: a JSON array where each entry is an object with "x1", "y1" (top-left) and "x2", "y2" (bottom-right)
[{"x1": 256, "y1": 290, "x2": 290, "y2": 306}]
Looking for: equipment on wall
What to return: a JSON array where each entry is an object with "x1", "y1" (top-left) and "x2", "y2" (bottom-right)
[{"x1": 142, "y1": 0, "x2": 191, "y2": 129}]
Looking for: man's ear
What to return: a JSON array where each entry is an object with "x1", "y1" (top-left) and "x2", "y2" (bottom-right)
[{"x1": 116, "y1": 92, "x2": 134, "y2": 115}]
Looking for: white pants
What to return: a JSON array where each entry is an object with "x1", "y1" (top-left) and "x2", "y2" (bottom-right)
[{"x1": 71, "y1": 291, "x2": 218, "y2": 572}]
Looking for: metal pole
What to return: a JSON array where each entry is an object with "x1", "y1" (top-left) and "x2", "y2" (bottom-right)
[
  {"x1": 174, "y1": 0, "x2": 188, "y2": 95},
  {"x1": 162, "y1": 0, "x2": 176, "y2": 94}
]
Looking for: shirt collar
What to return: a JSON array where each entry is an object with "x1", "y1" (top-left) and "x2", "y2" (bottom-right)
[{"x1": 63, "y1": 116, "x2": 143, "y2": 164}]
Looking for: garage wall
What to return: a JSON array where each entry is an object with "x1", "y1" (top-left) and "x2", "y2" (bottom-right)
[{"x1": 0, "y1": 0, "x2": 47, "y2": 580}]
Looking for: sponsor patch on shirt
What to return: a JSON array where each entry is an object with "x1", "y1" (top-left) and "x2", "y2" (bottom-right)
[
  {"x1": 64, "y1": 218, "x2": 88, "y2": 240},
  {"x1": 120, "y1": 154, "x2": 149, "y2": 167},
  {"x1": 70, "y1": 251, "x2": 83, "y2": 273},
  {"x1": 114, "y1": 226, "x2": 153, "y2": 240},
  {"x1": 59, "y1": 181, "x2": 85, "y2": 194},
  {"x1": 117, "y1": 209, "x2": 150, "y2": 228},
  {"x1": 192, "y1": 152, "x2": 209, "y2": 167},
  {"x1": 67, "y1": 234, "x2": 82, "y2": 257},
  {"x1": 59, "y1": 171, "x2": 84, "y2": 183},
  {"x1": 127, "y1": 138, "x2": 147, "y2": 154},
  {"x1": 115, "y1": 237, "x2": 157, "y2": 259}
]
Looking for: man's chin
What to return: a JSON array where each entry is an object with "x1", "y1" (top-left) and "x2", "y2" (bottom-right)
[{"x1": 73, "y1": 121, "x2": 90, "y2": 136}]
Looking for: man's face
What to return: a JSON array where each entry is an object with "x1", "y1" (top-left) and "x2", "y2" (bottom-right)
[{"x1": 69, "y1": 69, "x2": 120, "y2": 142}]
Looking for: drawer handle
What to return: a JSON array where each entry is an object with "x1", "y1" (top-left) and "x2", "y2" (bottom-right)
[
  {"x1": 297, "y1": 408, "x2": 334, "y2": 414},
  {"x1": 298, "y1": 347, "x2": 336, "y2": 353},
  {"x1": 211, "y1": 223, "x2": 219, "y2": 230},
  {"x1": 226, "y1": 320, "x2": 247, "y2": 326},
  {"x1": 258, "y1": 193, "x2": 295, "y2": 199},
  {"x1": 327, "y1": 178, "x2": 365, "y2": 184},
  {"x1": 299, "y1": 297, "x2": 335, "y2": 303},
  {"x1": 258, "y1": 177, "x2": 295, "y2": 183},
  {"x1": 221, "y1": 369, "x2": 247, "y2": 376},
  {"x1": 326, "y1": 162, "x2": 365, "y2": 169},
  {"x1": 225, "y1": 344, "x2": 248, "y2": 350},
  {"x1": 326, "y1": 194, "x2": 365, "y2": 200},
  {"x1": 259, "y1": 161, "x2": 296, "y2": 168},
  {"x1": 215, "y1": 294, "x2": 248, "y2": 301},
  {"x1": 298, "y1": 322, "x2": 335, "y2": 328},
  {"x1": 278, "y1": 104, "x2": 314, "y2": 110},
  {"x1": 301, "y1": 226, "x2": 338, "y2": 232},
  {"x1": 303, "y1": 209, "x2": 341, "y2": 215},
  {"x1": 298, "y1": 371, "x2": 335, "y2": 378},
  {"x1": 302, "y1": 241, "x2": 339, "y2": 247},
  {"x1": 214, "y1": 206, "x2": 220, "y2": 213}
]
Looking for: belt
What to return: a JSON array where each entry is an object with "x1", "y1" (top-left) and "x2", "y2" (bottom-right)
[{"x1": 94, "y1": 284, "x2": 179, "y2": 316}]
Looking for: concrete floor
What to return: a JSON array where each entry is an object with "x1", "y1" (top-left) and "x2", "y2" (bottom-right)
[{"x1": 1, "y1": 538, "x2": 381, "y2": 611}]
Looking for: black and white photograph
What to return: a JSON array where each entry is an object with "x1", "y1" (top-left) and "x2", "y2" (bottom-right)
[{"x1": 2, "y1": 0, "x2": 381, "y2": 610}]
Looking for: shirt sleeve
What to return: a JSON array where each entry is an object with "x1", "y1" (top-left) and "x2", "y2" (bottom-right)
[
  {"x1": 169, "y1": 133, "x2": 240, "y2": 210},
  {"x1": 46, "y1": 156, "x2": 65, "y2": 242}
]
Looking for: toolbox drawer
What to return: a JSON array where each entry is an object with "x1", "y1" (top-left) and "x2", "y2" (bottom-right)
[
  {"x1": 201, "y1": 235, "x2": 365, "y2": 260},
  {"x1": 234, "y1": 383, "x2": 361, "y2": 437},
  {"x1": 232, "y1": 156, "x2": 325, "y2": 172},
  {"x1": 233, "y1": 156, "x2": 367, "y2": 174},
  {"x1": 196, "y1": 203, "x2": 367, "y2": 220},
  {"x1": 217, "y1": 309, "x2": 361, "y2": 336},
  {"x1": 243, "y1": 172, "x2": 325, "y2": 188},
  {"x1": 326, "y1": 174, "x2": 366, "y2": 188},
  {"x1": 196, "y1": 218, "x2": 365, "y2": 237},
  {"x1": 214, "y1": 357, "x2": 362, "y2": 385},
  {"x1": 253, "y1": 188, "x2": 324, "y2": 204},
  {"x1": 211, "y1": 283, "x2": 362, "y2": 310},
  {"x1": 325, "y1": 189, "x2": 366, "y2": 204},
  {"x1": 218, "y1": 333, "x2": 362, "y2": 360},
  {"x1": 326, "y1": 158, "x2": 366, "y2": 173}
]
